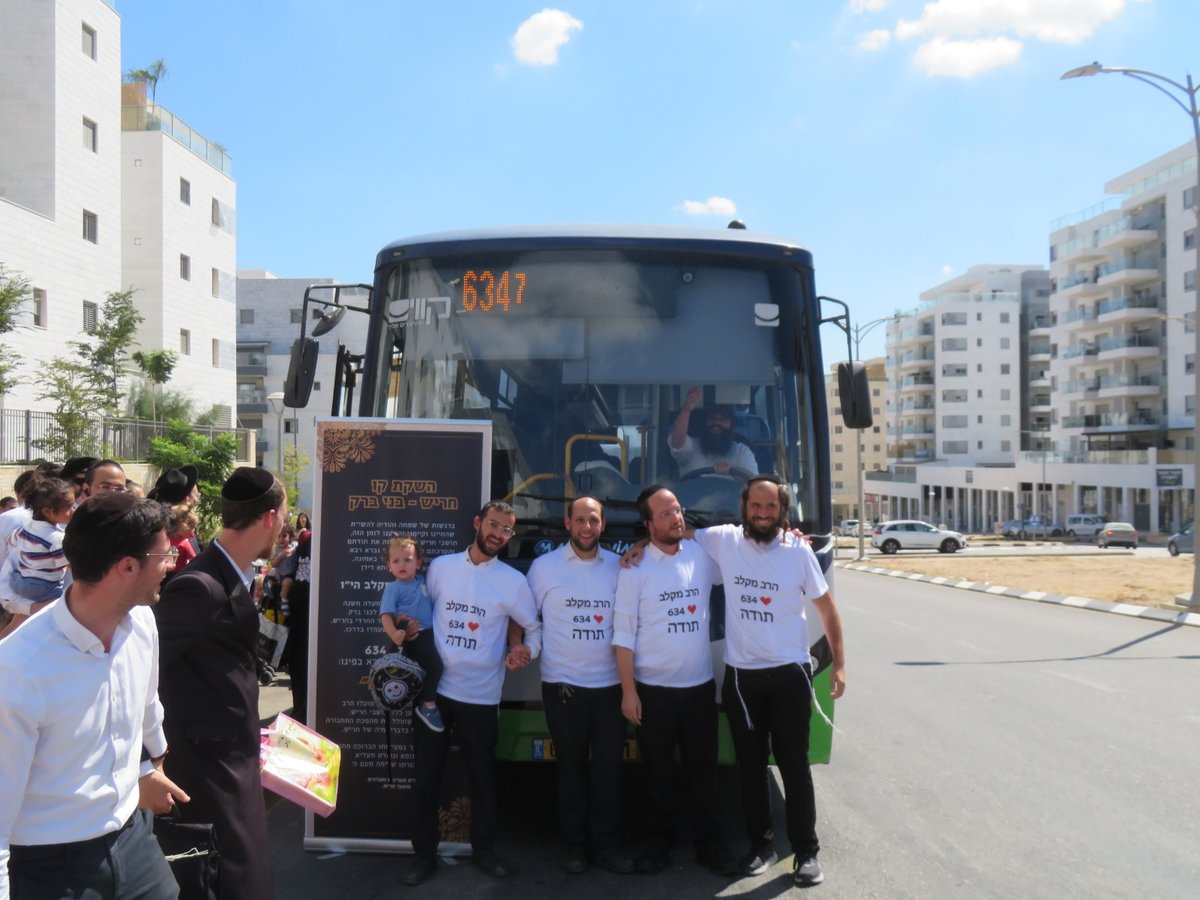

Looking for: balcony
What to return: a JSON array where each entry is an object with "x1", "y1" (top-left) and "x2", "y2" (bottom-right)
[
  {"x1": 122, "y1": 103, "x2": 232, "y2": 175},
  {"x1": 1096, "y1": 259, "x2": 1159, "y2": 289},
  {"x1": 1061, "y1": 410, "x2": 1161, "y2": 430},
  {"x1": 1028, "y1": 341, "x2": 1052, "y2": 359},
  {"x1": 1029, "y1": 393, "x2": 1053, "y2": 410},
  {"x1": 1055, "y1": 272, "x2": 1104, "y2": 299},
  {"x1": 1096, "y1": 372, "x2": 1162, "y2": 398},
  {"x1": 1096, "y1": 333, "x2": 1159, "y2": 359},
  {"x1": 1057, "y1": 233, "x2": 1106, "y2": 263},
  {"x1": 1096, "y1": 217, "x2": 1159, "y2": 250},
  {"x1": 1096, "y1": 295, "x2": 1161, "y2": 323}
]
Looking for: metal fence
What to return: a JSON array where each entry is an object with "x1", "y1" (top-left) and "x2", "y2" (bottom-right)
[{"x1": 0, "y1": 409, "x2": 253, "y2": 465}]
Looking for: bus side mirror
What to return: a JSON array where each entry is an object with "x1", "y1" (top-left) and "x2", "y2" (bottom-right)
[
  {"x1": 837, "y1": 361, "x2": 873, "y2": 429},
  {"x1": 283, "y1": 337, "x2": 319, "y2": 408}
]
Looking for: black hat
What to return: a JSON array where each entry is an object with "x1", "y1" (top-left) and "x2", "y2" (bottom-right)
[
  {"x1": 222, "y1": 466, "x2": 276, "y2": 502},
  {"x1": 62, "y1": 457, "x2": 99, "y2": 483},
  {"x1": 149, "y1": 466, "x2": 198, "y2": 504}
]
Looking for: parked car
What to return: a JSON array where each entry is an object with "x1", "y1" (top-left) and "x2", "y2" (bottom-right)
[
  {"x1": 1013, "y1": 516, "x2": 1064, "y2": 539},
  {"x1": 1064, "y1": 513, "x2": 1106, "y2": 539},
  {"x1": 999, "y1": 519, "x2": 1023, "y2": 538},
  {"x1": 1168, "y1": 524, "x2": 1194, "y2": 557},
  {"x1": 839, "y1": 519, "x2": 861, "y2": 537},
  {"x1": 871, "y1": 520, "x2": 967, "y2": 554},
  {"x1": 1097, "y1": 522, "x2": 1139, "y2": 549}
]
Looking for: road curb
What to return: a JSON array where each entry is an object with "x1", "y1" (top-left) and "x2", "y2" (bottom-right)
[{"x1": 835, "y1": 561, "x2": 1200, "y2": 629}]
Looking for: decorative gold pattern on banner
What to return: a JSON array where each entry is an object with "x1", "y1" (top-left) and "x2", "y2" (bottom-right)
[
  {"x1": 438, "y1": 796, "x2": 471, "y2": 842},
  {"x1": 319, "y1": 425, "x2": 384, "y2": 473}
]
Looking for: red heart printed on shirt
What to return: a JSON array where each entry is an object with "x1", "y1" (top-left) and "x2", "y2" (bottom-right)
[
  {"x1": 594, "y1": 614, "x2": 604, "y2": 623},
  {"x1": 760, "y1": 596, "x2": 772, "y2": 605},
  {"x1": 687, "y1": 604, "x2": 697, "y2": 614},
  {"x1": 468, "y1": 621, "x2": 479, "y2": 631}
]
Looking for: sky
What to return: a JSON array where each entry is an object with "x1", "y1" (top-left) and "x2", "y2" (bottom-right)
[{"x1": 115, "y1": 0, "x2": 1200, "y2": 362}]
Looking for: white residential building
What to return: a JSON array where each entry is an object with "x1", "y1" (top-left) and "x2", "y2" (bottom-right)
[
  {"x1": 828, "y1": 357, "x2": 887, "y2": 523},
  {"x1": 0, "y1": 0, "x2": 123, "y2": 410},
  {"x1": 0, "y1": 0, "x2": 236, "y2": 422}
]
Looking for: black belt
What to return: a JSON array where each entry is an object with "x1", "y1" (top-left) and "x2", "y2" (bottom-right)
[{"x1": 11, "y1": 811, "x2": 137, "y2": 861}]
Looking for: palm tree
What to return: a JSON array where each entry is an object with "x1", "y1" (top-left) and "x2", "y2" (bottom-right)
[
  {"x1": 126, "y1": 58, "x2": 168, "y2": 103},
  {"x1": 133, "y1": 348, "x2": 178, "y2": 423}
]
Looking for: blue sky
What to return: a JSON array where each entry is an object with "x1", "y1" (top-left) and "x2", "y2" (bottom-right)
[{"x1": 116, "y1": 0, "x2": 1200, "y2": 361}]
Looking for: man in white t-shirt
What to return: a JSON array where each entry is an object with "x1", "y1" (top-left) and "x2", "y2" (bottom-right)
[
  {"x1": 612, "y1": 486, "x2": 737, "y2": 877},
  {"x1": 691, "y1": 476, "x2": 845, "y2": 887},
  {"x1": 404, "y1": 501, "x2": 540, "y2": 887},
  {"x1": 668, "y1": 387, "x2": 758, "y2": 477},
  {"x1": 526, "y1": 496, "x2": 634, "y2": 876}
]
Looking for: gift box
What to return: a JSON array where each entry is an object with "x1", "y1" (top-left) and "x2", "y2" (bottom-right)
[{"x1": 260, "y1": 712, "x2": 341, "y2": 817}]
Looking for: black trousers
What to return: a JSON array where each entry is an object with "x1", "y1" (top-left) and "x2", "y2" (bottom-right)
[
  {"x1": 635, "y1": 680, "x2": 723, "y2": 855},
  {"x1": 542, "y1": 682, "x2": 625, "y2": 849},
  {"x1": 286, "y1": 580, "x2": 310, "y2": 725},
  {"x1": 411, "y1": 694, "x2": 498, "y2": 858},
  {"x1": 9, "y1": 808, "x2": 178, "y2": 900},
  {"x1": 722, "y1": 663, "x2": 819, "y2": 857}
]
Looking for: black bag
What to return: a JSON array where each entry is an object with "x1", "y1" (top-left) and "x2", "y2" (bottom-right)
[{"x1": 153, "y1": 814, "x2": 220, "y2": 900}]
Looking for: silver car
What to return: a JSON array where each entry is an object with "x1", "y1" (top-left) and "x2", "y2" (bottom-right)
[
  {"x1": 1097, "y1": 522, "x2": 1138, "y2": 549},
  {"x1": 871, "y1": 520, "x2": 967, "y2": 554},
  {"x1": 1168, "y1": 524, "x2": 1194, "y2": 557}
]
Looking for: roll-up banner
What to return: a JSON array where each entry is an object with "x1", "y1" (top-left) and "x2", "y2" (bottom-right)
[{"x1": 305, "y1": 418, "x2": 491, "y2": 852}]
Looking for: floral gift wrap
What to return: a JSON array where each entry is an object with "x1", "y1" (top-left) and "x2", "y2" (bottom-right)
[{"x1": 260, "y1": 712, "x2": 342, "y2": 817}]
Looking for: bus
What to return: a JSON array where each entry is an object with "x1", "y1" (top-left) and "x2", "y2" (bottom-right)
[{"x1": 286, "y1": 223, "x2": 870, "y2": 764}]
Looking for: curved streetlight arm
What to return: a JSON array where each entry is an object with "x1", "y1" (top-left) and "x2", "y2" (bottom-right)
[{"x1": 1062, "y1": 63, "x2": 1199, "y2": 123}]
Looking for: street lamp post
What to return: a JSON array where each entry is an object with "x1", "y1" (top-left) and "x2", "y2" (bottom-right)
[
  {"x1": 850, "y1": 314, "x2": 900, "y2": 559},
  {"x1": 1062, "y1": 62, "x2": 1200, "y2": 606},
  {"x1": 267, "y1": 391, "x2": 285, "y2": 476}
]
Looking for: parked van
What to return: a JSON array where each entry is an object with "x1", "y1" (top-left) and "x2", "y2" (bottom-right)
[
  {"x1": 839, "y1": 519, "x2": 861, "y2": 537},
  {"x1": 1065, "y1": 513, "x2": 1106, "y2": 539}
]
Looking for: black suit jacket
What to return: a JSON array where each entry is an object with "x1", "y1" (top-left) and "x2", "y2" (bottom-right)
[{"x1": 156, "y1": 542, "x2": 274, "y2": 900}]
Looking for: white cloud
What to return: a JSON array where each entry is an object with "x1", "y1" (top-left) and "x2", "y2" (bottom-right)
[
  {"x1": 848, "y1": 0, "x2": 889, "y2": 12},
  {"x1": 510, "y1": 9, "x2": 583, "y2": 66},
  {"x1": 941, "y1": 264, "x2": 955, "y2": 275},
  {"x1": 681, "y1": 197, "x2": 738, "y2": 217},
  {"x1": 896, "y1": 0, "x2": 1128, "y2": 45},
  {"x1": 911, "y1": 35, "x2": 1022, "y2": 78},
  {"x1": 858, "y1": 29, "x2": 892, "y2": 51}
]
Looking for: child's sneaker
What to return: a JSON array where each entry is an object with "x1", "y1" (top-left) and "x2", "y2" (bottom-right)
[{"x1": 415, "y1": 704, "x2": 444, "y2": 732}]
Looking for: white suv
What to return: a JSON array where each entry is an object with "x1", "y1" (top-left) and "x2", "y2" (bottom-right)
[
  {"x1": 871, "y1": 520, "x2": 967, "y2": 554},
  {"x1": 1064, "y1": 514, "x2": 1106, "y2": 539}
]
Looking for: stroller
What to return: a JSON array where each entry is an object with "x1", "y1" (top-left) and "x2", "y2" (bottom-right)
[{"x1": 255, "y1": 572, "x2": 287, "y2": 686}]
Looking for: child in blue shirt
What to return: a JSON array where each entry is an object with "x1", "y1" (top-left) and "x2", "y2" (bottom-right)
[{"x1": 378, "y1": 535, "x2": 444, "y2": 731}]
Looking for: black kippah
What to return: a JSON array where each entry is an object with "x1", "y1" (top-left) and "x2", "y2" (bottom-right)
[{"x1": 221, "y1": 466, "x2": 275, "y2": 502}]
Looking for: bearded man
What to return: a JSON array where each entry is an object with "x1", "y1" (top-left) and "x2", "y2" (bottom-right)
[{"x1": 668, "y1": 387, "x2": 758, "y2": 477}]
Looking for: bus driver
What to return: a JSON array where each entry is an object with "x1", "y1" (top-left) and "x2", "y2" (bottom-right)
[{"x1": 668, "y1": 388, "x2": 759, "y2": 477}]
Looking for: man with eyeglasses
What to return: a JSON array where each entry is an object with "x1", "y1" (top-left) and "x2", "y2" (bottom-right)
[
  {"x1": 155, "y1": 467, "x2": 287, "y2": 900},
  {"x1": 81, "y1": 459, "x2": 128, "y2": 500},
  {"x1": 0, "y1": 493, "x2": 189, "y2": 900},
  {"x1": 403, "y1": 501, "x2": 540, "y2": 887},
  {"x1": 612, "y1": 485, "x2": 736, "y2": 877}
]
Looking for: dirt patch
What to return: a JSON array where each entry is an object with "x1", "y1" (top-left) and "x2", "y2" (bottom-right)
[{"x1": 847, "y1": 553, "x2": 1194, "y2": 609}]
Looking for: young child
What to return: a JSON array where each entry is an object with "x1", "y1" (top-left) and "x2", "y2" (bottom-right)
[
  {"x1": 9, "y1": 477, "x2": 74, "y2": 602},
  {"x1": 378, "y1": 535, "x2": 444, "y2": 732}
]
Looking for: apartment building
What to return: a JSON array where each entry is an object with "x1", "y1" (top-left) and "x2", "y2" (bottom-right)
[
  {"x1": 828, "y1": 357, "x2": 887, "y2": 523},
  {"x1": 0, "y1": 0, "x2": 236, "y2": 420},
  {"x1": 236, "y1": 271, "x2": 369, "y2": 510},
  {"x1": 866, "y1": 142, "x2": 1197, "y2": 535}
]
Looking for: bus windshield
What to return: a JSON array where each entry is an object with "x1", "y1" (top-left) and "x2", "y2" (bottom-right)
[{"x1": 367, "y1": 247, "x2": 825, "y2": 545}]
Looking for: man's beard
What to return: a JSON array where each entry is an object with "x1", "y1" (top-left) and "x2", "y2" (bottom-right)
[
  {"x1": 570, "y1": 534, "x2": 599, "y2": 554},
  {"x1": 475, "y1": 530, "x2": 502, "y2": 558},
  {"x1": 744, "y1": 516, "x2": 784, "y2": 544},
  {"x1": 699, "y1": 427, "x2": 734, "y2": 456}
]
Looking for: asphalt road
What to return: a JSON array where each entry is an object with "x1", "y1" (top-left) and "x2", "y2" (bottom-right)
[{"x1": 262, "y1": 567, "x2": 1200, "y2": 898}]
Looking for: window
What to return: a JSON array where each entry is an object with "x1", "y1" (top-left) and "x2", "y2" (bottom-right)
[
  {"x1": 284, "y1": 419, "x2": 298, "y2": 435},
  {"x1": 1001, "y1": 440, "x2": 1011, "y2": 452},
  {"x1": 31, "y1": 289, "x2": 46, "y2": 328},
  {"x1": 180, "y1": 329, "x2": 191, "y2": 355},
  {"x1": 1000, "y1": 415, "x2": 1011, "y2": 426},
  {"x1": 211, "y1": 268, "x2": 220, "y2": 298},
  {"x1": 1187, "y1": 229, "x2": 1196, "y2": 251},
  {"x1": 82, "y1": 118, "x2": 97, "y2": 152},
  {"x1": 943, "y1": 441, "x2": 968, "y2": 454},
  {"x1": 211, "y1": 198, "x2": 223, "y2": 227},
  {"x1": 1186, "y1": 270, "x2": 1196, "y2": 293},
  {"x1": 81, "y1": 23, "x2": 96, "y2": 59},
  {"x1": 239, "y1": 308, "x2": 254, "y2": 325},
  {"x1": 313, "y1": 381, "x2": 321, "y2": 391},
  {"x1": 872, "y1": 426, "x2": 880, "y2": 434},
  {"x1": 1000, "y1": 312, "x2": 1010, "y2": 323},
  {"x1": 290, "y1": 309, "x2": 302, "y2": 324},
  {"x1": 834, "y1": 425, "x2": 842, "y2": 434},
  {"x1": 179, "y1": 254, "x2": 191, "y2": 280},
  {"x1": 1000, "y1": 363, "x2": 1011, "y2": 375},
  {"x1": 82, "y1": 301, "x2": 98, "y2": 333},
  {"x1": 1001, "y1": 389, "x2": 1011, "y2": 400},
  {"x1": 942, "y1": 415, "x2": 968, "y2": 428},
  {"x1": 1000, "y1": 337, "x2": 1010, "y2": 349},
  {"x1": 82, "y1": 210, "x2": 98, "y2": 243},
  {"x1": 834, "y1": 444, "x2": 843, "y2": 453},
  {"x1": 180, "y1": 178, "x2": 191, "y2": 205},
  {"x1": 834, "y1": 462, "x2": 843, "y2": 471},
  {"x1": 211, "y1": 338, "x2": 220, "y2": 367},
  {"x1": 1185, "y1": 186, "x2": 1197, "y2": 211}
]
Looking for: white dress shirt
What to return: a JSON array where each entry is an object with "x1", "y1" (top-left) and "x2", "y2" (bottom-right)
[
  {"x1": 0, "y1": 597, "x2": 168, "y2": 898},
  {"x1": 527, "y1": 543, "x2": 620, "y2": 688}
]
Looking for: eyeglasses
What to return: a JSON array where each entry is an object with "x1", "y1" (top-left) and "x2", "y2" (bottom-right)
[
  {"x1": 143, "y1": 548, "x2": 180, "y2": 560},
  {"x1": 483, "y1": 518, "x2": 515, "y2": 537},
  {"x1": 92, "y1": 482, "x2": 128, "y2": 493},
  {"x1": 655, "y1": 506, "x2": 685, "y2": 521}
]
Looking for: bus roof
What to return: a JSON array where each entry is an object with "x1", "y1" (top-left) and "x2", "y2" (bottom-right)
[{"x1": 375, "y1": 223, "x2": 813, "y2": 271}]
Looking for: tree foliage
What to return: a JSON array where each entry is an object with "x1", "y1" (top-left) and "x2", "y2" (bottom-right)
[
  {"x1": 33, "y1": 359, "x2": 100, "y2": 459},
  {"x1": 68, "y1": 289, "x2": 143, "y2": 416},
  {"x1": 146, "y1": 419, "x2": 238, "y2": 540},
  {"x1": 280, "y1": 445, "x2": 310, "y2": 515},
  {"x1": 0, "y1": 263, "x2": 30, "y2": 395},
  {"x1": 132, "y1": 348, "x2": 178, "y2": 422},
  {"x1": 126, "y1": 58, "x2": 168, "y2": 102}
]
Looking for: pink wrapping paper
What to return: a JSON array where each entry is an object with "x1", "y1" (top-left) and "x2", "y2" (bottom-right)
[{"x1": 260, "y1": 712, "x2": 341, "y2": 817}]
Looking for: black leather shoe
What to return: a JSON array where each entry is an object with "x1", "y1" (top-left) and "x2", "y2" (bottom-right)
[
  {"x1": 595, "y1": 847, "x2": 635, "y2": 875},
  {"x1": 471, "y1": 849, "x2": 512, "y2": 878},
  {"x1": 697, "y1": 846, "x2": 739, "y2": 877},
  {"x1": 634, "y1": 849, "x2": 669, "y2": 875},
  {"x1": 401, "y1": 854, "x2": 436, "y2": 886},
  {"x1": 562, "y1": 844, "x2": 588, "y2": 874}
]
